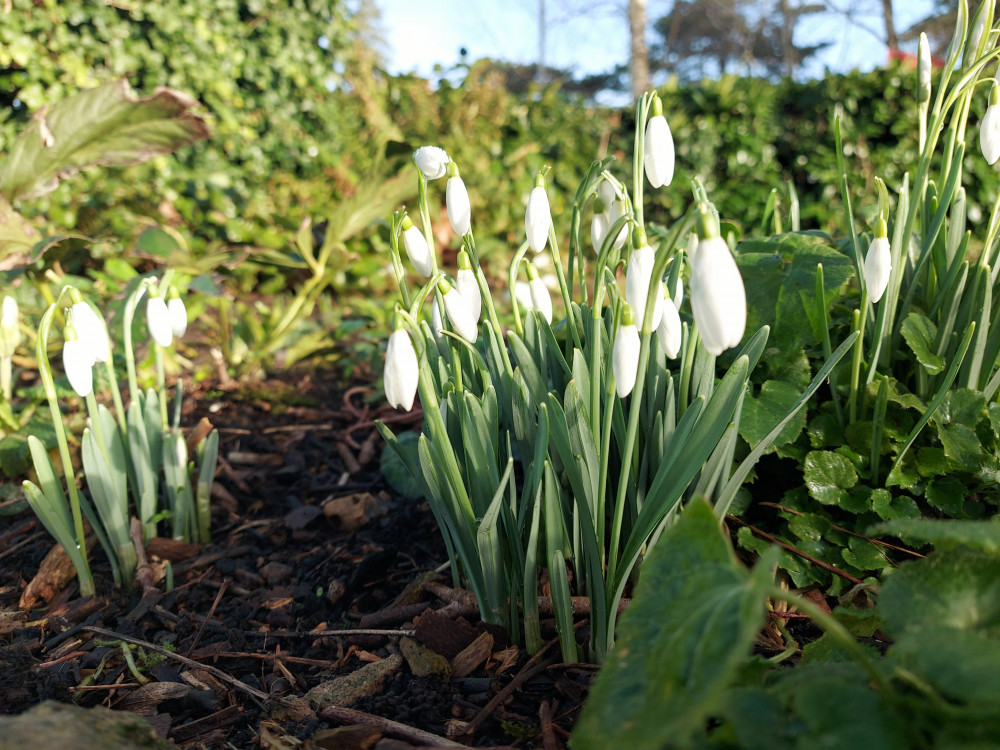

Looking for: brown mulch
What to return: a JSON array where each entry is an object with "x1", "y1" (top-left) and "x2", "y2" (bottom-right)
[{"x1": 0, "y1": 373, "x2": 592, "y2": 748}]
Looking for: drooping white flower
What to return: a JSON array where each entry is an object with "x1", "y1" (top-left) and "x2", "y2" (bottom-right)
[
  {"x1": 456, "y1": 250, "x2": 481, "y2": 324},
  {"x1": 62, "y1": 324, "x2": 93, "y2": 397},
  {"x1": 446, "y1": 163, "x2": 471, "y2": 236},
  {"x1": 167, "y1": 293, "x2": 187, "y2": 339},
  {"x1": 657, "y1": 289, "x2": 682, "y2": 359},
  {"x1": 643, "y1": 97, "x2": 675, "y2": 188},
  {"x1": 440, "y1": 281, "x2": 479, "y2": 343},
  {"x1": 591, "y1": 198, "x2": 610, "y2": 254},
  {"x1": 689, "y1": 235, "x2": 747, "y2": 356},
  {"x1": 527, "y1": 262, "x2": 553, "y2": 324},
  {"x1": 69, "y1": 301, "x2": 110, "y2": 364},
  {"x1": 525, "y1": 176, "x2": 552, "y2": 254},
  {"x1": 0, "y1": 296, "x2": 21, "y2": 359},
  {"x1": 666, "y1": 257, "x2": 684, "y2": 311},
  {"x1": 864, "y1": 225, "x2": 892, "y2": 303},
  {"x1": 147, "y1": 295, "x2": 173, "y2": 347},
  {"x1": 613, "y1": 305, "x2": 641, "y2": 398},
  {"x1": 413, "y1": 146, "x2": 450, "y2": 180},
  {"x1": 625, "y1": 241, "x2": 665, "y2": 332},
  {"x1": 607, "y1": 198, "x2": 629, "y2": 251},
  {"x1": 513, "y1": 280, "x2": 533, "y2": 311},
  {"x1": 384, "y1": 327, "x2": 419, "y2": 411},
  {"x1": 981, "y1": 82, "x2": 1000, "y2": 165},
  {"x1": 401, "y1": 215, "x2": 434, "y2": 277}
]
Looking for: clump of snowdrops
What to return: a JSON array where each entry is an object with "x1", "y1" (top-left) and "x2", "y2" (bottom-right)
[
  {"x1": 378, "y1": 95, "x2": 855, "y2": 662},
  {"x1": 23, "y1": 275, "x2": 218, "y2": 596}
]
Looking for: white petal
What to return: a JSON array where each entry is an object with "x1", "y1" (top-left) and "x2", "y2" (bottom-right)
[
  {"x1": 62, "y1": 337, "x2": 94, "y2": 397},
  {"x1": 402, "y1": 225, "x2": 434, "y2": 277},
  {"x1": 70, "y1": 302, "x2": 110, "y2": 363},
  {"x1": 443, "y1": 288, "x2": 479, "y2": 343},
  {"x1": 167, "y1": 297, "x2": 188, "y2": 339},
  {"x1": 1, "y1": 296, "x2": 17, "y2": 326},
  {"x1": 864, "y1": 236, "x2": 892, "y2": 303},
  {"x1": 384, "y1": 329, "x2": 419, "y2": 411},
  {"x1": 613, "y1": 323, "x2": 641, "y2": 398},
  {"x1": 147, "y1": 297, "x2": 174, "y2": 347},
  {"x1": 446, "y1": 176, "x2": 471, "y2": 236},
  {"x1": 597, "y1": 180, "x2": 619, "y2": 207},
  {"x1": 591, "y1": 211, "x2": 610, "y2": 254},
  {"x1": 413, "y1": 146, "x2": 450, "y2": 180},
  {"x1": 625, "y1": 245, "x2": 664, "y2": 331},
  {"x1": 689, "y1": 237, "x2": 747, "y2": 356},
  {"x1": 529, "y1": 277, "x2": 553, "y2": 323},
  {"x1": 657, "y1": 298, "x2": 682, "y2": 359},
  {"x1": 643, "y1": 114, "x2": 675, "y2": 188},
  {"x1": 456, "y1": 268, "x2": 482, "y2": 324},
  {"x1": 525, "y1": 186, "x2": 552, "y2": 254},
  {"x1": 608, "y1": 200, "x2": 628, "y2": 250},
  {"x1": 982, "y1": 105, "x2": 1000, "y2": 165},
  {"x1": 513, "y1": 280, "x2": 533, "y2": 311}
]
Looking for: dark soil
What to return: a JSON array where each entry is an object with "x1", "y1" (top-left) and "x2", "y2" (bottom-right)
[{"x1": 0, "y1": 373, "x2": 589, "y2": 748}]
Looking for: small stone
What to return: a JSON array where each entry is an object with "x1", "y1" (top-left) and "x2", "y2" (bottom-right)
[
  {"x1": 0, "y1": 701, "x2": 171, "y2": 750},
  {"x1": 259, "y1": 562, "x2": 294, "y2": 585}
]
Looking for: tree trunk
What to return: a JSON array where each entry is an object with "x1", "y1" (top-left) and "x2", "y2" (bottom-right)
[
  {"x1": 882, "y1": 0, "x2": 898, "y2": 52},
  {"x1": 629, "y1": 0, "x2": 649, "y2": 99}
]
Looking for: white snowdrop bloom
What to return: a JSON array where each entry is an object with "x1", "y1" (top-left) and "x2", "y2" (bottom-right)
[
  {"x1": 69, "y1": 301, "x2": 110, "y2": 363},
  {"x1": 689, "y1": 235, "x2": 747, "y2": 356},
  {"x1": 981, "y1": 82, "x2": 1000, "y2": 165},
  {"x1": 147, "y1": 296, "x2": 173, "y2": 347},
  {"x1": 446, "y1": 163, "x2": 471, "y2": 236},
  {"x1": 440, "y1": 281, "x2": 479, "y2": 343},
  {"x1": 384, "y1": 327, "x2": 419, "y2": 411},
  {"x1": 657, "y1": 290, "x2": 682, "y2": 359},
  {"x1": 525, "y1": 177, "x2": 552, "y2": 254},
  {"x1": 456, "y1": 251, "x2": 481, "y2": 324},
  {"x1": 62, "y1": 324, "x2": 94, "y2": 397},
  {"x1": 167, "y1": 295, "x2": 187, "y2": 339},
  {"x1": 401, "y1": 216, "x2": 434, "y2": 277},
  {"x1": 527, "y1": 263, "x2": 553, "y2": 324},
  {"x1": 643, "y1": 98, "x2": 675, "y2": 188},
  {"x1": 413, "y1": 146, "x2": 450, "y2": 180},
  {"x1": 625, "y1": 243, "x2": 665, "y2": 332},
  {"x1": 613, "y1": 306, "x2": 641, "y2": 398},
  {"x1": 864, "y1": 233, "x2": 892, "y2": 304}
]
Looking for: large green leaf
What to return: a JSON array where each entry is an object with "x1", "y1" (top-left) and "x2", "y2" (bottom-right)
[
  {"x1": 803, "y1": 450, "x2": 858, "y2": 505},
  {"x1": 900, "y1": 313, "x2": 945, "y2": 375},
  {"x1": 739, "y1": 379, "x2": 807, "y2": 450},
  {"x1": 0, "y1": 79, "x2": 209, "y2": 202},
  {"x1": 571, "y1": 500, "x2": 774, "y2": 750},
  {"x1": 870, "y1": 517, "x2": 1000, "y2": 553}
]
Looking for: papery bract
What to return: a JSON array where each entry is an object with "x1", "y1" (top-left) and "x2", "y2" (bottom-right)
[
  {"x1": 525, "y1": 183, "x2": 552, "y2": 254},
  {"x1": 643, "y1": 110, "x2": 675, "y2": 188},
  {"x1": 147, "y1": 296, "x2": 173, "y2": 347},
  {"x1": 401, "y1": 217, "x2": 434, "y2": 277},
  {"x1": 689, "y1": 236, "x2": 747, "y2": 356},
  {"x1": 657, "y1": 292, "x2": 682, "y2": 359},
  {"x1": 613, "y1": 309, "x2": 640, "y2": 398},
  {"x1": 384, "y1": 328, "x2": 419, "y2": 411},
  {"x1": 625, "y1": 244, "x2": 664, "y2": 332},
  {"x1": 413, "y1": 146, "x2": 449, "y2": 180},
  {"x1": 446, "y1": 166, "x2": 471, "y2": 236},
  {"x1": 864, "y1": 235, "x2": 892, "y2": 303},
  {"x1": 441, "y1": 283, "x2": 479, "y2": 343},
  {"x1": 62, "y1": 326, "x2": 94, "y2": 397}
]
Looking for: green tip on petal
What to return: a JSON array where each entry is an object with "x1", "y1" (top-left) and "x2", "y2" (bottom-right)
[
  {"x1": 437, "y1": 278, "x2": 453, "y2": 294},
  {"x1": 534, "y1": 172, "x2": 546, "y2": 189},
  {"x1": 401, "y1": 215, "x2": 415, "y2": 231},
  {"x1": 650, "y1": 94, "x2": 663, "y2": 117},
  {"x1": 457, "y1": 250, "x2": 472, "y2": 270},
  {"x1": 697, "y1": 204, "x2": 720, "y2": 239},
  {"x1": 874, "y1": 217, "x2": 888, "y2": 239},
  {"x1": 526, "y1": 262, "x2": 539, "y2": 281},
  {"x1": 632, "y1": 225, "x2": 647, "y2": 249},
  {"x1": 622, "y1": 304, "x2": 636, "y2": 327}
]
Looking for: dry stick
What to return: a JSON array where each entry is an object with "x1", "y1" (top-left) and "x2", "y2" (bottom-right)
[
  {"x1": 726, "y1": 516, "x2": 865, "y2": 586},
  {"x1": 186, "y1": 578, "x2": 229, "y2": 658},
  {"x1": 319, "y1": 705, "x2": 470, "y2": 749},
  {"x1": 759, "y1": 501, "x2": 927, "y2": 558},
  {"x1": 243, "y1": 628, "x2": 415, "y2": 638},
  {"x1": 83, "y1": 626, "x2": 270, "y2": 704},
  {"x1": 462, "y1": 657, "x2": 557, "y2": 738},
  {"x1": 538, "y1": 700, "x2": 559, "y2": 750}
]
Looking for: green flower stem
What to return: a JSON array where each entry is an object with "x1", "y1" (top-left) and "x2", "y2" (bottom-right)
[
  {"x1": 546, "y1": 222, "x2": 583, "y2": 352},
  {"x1": 632, "y1": 91, "x2": 653, "y2": 231},
  {"x1": 154, "y1": 344, "x2": 168, "y2": 429},
  {"x1": 848, "y1": 306, "x2": 867, "y2": 424},
  {"x1": 416, "y1": 174, "x2": 440, "y2": 278},
  {"x1": 463, "y1": 233, "x2": 514, "y2": 379},
  {"x1": 388, "y1": 212, "x2": 412, "y2": 309},
  {"x1": 36, "y1": 299, "x2": 95, "y2": 597},
  {"x1": 508, "y1": 240, "x2": 533, "y2": 336}
]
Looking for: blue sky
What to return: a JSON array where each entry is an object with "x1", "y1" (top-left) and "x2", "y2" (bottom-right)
[{"x1": 374, "y1": 0, "x2": 937, "y2": 83}]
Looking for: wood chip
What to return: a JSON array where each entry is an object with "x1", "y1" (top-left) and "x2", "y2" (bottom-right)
[{"x1": 450, "y1": 631, "x2": 493, "y2": 679}]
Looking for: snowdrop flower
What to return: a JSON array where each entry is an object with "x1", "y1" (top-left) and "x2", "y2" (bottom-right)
[
  {"x1": 513, "y1": 280, "x2": 533, "y2": 311},
  {"x1": 657, "y1": 288, "x2": 682, "y2": 359},
  {"x1": 666, "y1": 257, "x2": 684, "y2": 311},
  {"x1": 607, "y1": 197, "x2": 629, "y2": 250},
  {"x1": 69, "y1": 299, "x2": 110, "y2": 364},
  {"x1": 527, "y1": 262, "x2": 553, "y2": 324},
  {"x1": 689, "y1": 227, "x2": 747, "y2": 356},
  {"x1": 625, "y1": 233, "x2": 665, "y2": 332},
  {"x1": 384, "y1": 325, "x2": 419, "y2": 411},
  {"x1": 0, "y1": 296, "x2": 21, "y2": 359},
  {"x1": 62, "y1": 323, "x2": 94, "y2": 397},
  {"x1": 981, "y1": 81, "x2": 1000, "y2": 165},
  {"x1": 446, "y1": 162, "x2": 471, "y2": 236},
  {"x1": 525, "y1": 173, "x2": 552, "y2": 254},
  {"x1": 401, "y1": 215, "x2": 434, "y2": 277},
  {"x1": 643, "y1": 95, "x2": 675, "y2": 188},
  {"x1": 166, "y1": 288, "x2": 187, "y2": 339},
  {"x1": 456, "y1": 250, "x2": 481, "y2": 324},
  {"x1": 591, "y1": 196, "x2": 610, "y2": 254},
  {"x1": 864, "y1": 219, "x2": 892, "y2": 304},
  {"x1": 413, "y1": 146, "x2": 450, "y2": 180},
  {"x1": 439, "y1": 280, "x2": 479, "y2": 343},
  {"x1": 613, "y1": 305, "x2": 640, "y2": 398},
  {"x1": 967, "y1": 0, "x2": 993, "y2": 65},
  {"x1": 147, "y1": 294, "x2": 173, "y2": 347}
]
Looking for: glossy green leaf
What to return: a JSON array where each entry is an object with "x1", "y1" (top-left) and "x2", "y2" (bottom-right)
[
  {"x1": 739, "y1": 379, "x2": 807, "y2": 450},
  {"x1": 900, "y1": 312, "x2": 945, "y2": 375},
  {"x1": 803, "y1": 450, "x2": 858, "y2": 505}
]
